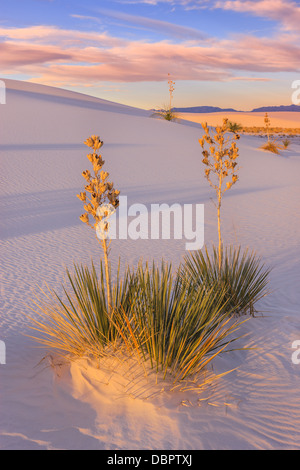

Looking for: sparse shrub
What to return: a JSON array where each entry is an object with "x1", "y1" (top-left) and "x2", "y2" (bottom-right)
[
  {"x1": 260, "y1": 114, "x2": 280, "y2": 154},
  {"x1": 260, "y1": 141, "x2": 280, "y2": 154},
  {"x1": 227, "y1": 121, "x2": 243, "y2": 133},
  {"x1": 282, "y1": 138, "x2": 290, "y2": 149},
  {"x1": 153, "y1": 106, "x2": 178, "y2": 122}
]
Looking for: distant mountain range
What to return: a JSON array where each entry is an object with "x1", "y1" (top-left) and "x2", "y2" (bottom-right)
[
  {"x1": 155, "y1": 104, "x2": 300, "y2": 113},
  {"x1": 251, "y1": 104, "x2": 300, "y2": 112},
  {"x1": 172, "y1": 106, "x2": 237, "y2": 113}
]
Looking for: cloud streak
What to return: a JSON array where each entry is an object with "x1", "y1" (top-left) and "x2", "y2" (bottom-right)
[
  {"x1": 75, "y1": 9, "x2": 209, "y2": 41},
  {"x1": 0, "y1": 24, "x2": 299, "y2": 87},
  {"x1": 117, "y1": 0, "x2": 300, "y2": 31},
  {"x1": 214, "y1": 0, "x2": 300, "y2": 32}
]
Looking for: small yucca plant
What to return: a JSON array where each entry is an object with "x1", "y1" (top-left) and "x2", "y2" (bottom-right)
[
  {"x1": 227, "y1": 121, "x2": 243, "y2": 133},
  {"x1": 152, "y1": 74, "x2": 177, "y2": 122},
  {"x1": 260, "y1": 114, "x2": 280, "y2": 154},
  {"x1": 153, "y1": 107, "x2": 178, "y2": 122},
  {"x1": 260, "y1": 141, "x2": 280, "y2": 154},
  {"x1": 282, "y1": 138, "x2": 290, "y2": 149}
]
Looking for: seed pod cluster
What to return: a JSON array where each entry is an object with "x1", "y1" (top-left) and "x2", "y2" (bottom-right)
[
  {"x1": 77, "y1": 135, "x2": 120, "y2": 233},
  {"x1": 199, "y1": 118, "x2": 240, "y2": 195}
]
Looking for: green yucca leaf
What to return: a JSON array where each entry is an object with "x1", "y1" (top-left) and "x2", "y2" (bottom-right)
[
  {"x1": 182, "y1": 244, "x2": 271, "y2": 316},
  {"x1": 28, "y1": 256, "x2": 248, "y2": 385}
]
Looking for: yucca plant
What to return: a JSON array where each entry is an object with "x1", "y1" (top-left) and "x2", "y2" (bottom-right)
[
  {"x1": 183, "y1": 245, "x2": 271, "y2": 316},
  {"x1": 167, "y1": 73, "x2": 175, "y2": 115},
  {"x1": 28, "y1": 259, "x2": 246, "y2": 385},
  {"x1": 198, "y1": 120, "x2": 271, "y2": 315},
  {"x1": 264, "y1": 112, "x2": 271, "y2": 143},
  {"x1": 260, "y1": 141, "x2": 280, "y2": 154},
  {"x1": 28, "y1": 260, "x2": 137, "y2": 359},
  {"x1": 282, "y1": 138, "x2": 290, "y2": 149},
  {"x1": 153, "y1": 107, "x2": 178, "y2": 122},
  {"x1": 227, "y1": 121, "x2": 243, "y2": 133},
  {"x1": 152, "y1": 74, "x2": 177, "y2": 122},
  {"x1": 111, "y1": 260, "x2": 247, "y2": 383},
  {"x1": 260, "y1": 114, "x2": 280, "y2": 154}
]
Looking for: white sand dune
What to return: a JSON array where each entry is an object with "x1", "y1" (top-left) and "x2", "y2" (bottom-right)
[{"x1": 1, "y1": 79, "x2": 300, "y2": 450}]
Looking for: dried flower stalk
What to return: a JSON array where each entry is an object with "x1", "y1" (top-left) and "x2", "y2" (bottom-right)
[
  {"x1": 167, "y1": 73, "x2": 175, "y2": 114},
  {"x1": 77, "y1": 135, "x2": 120, "y2": 312},
  {"x1": 264, "y1": 112, "x2": 271, "y2": 143},
  {"x1": 199, "y1": 118, "x2": 240, "y2": 273}
]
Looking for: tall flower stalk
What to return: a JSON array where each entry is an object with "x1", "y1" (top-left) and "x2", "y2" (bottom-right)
[
  {"x1": 199, "y1": 118, "x2": 240, "y2": 273},
  {"x1": 264, "y1": 112, "x2": 271, "y2": 143},
  {"x1": 77, "y1": 135, "x2": 120, "y2": 313},
  {"x1": 167, "y1": 73, "x2": 175, "y2": 115}
]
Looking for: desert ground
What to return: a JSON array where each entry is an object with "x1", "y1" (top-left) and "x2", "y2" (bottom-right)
[{"x1": 177, "y1": 111, "x2": 300, "y2": 130}]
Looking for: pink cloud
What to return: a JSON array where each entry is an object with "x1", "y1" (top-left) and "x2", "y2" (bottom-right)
[
  {"x1": 215, "y1": 0, "x2": 300, "y2": 31},
  {"x1": 0, "y1": 42, "x2": 71, "y2": 68},
  {"x1": 1, "y1": 25, "x2": 299, "y2": 86},
  {"x1": 0, "y1": 26, "x2": 122, "y2": 47}
]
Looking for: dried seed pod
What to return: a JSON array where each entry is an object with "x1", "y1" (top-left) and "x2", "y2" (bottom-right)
[
  {"x1": 85, "y1": 182, "x2": 94, "y2": 193},
  {"x1": 87, "y1": 153, "x2": 95, "y2": 163},
  {"x1": 93, "y1": 160, "x2": 104, "y2": 174},
  {"x1": 82, "y1": 170, "x2": 91, "y2": 181},
  {"x1": 83, "y1": 203, "x2": 93, "y2": 213},
  {"x1": 79, "y1": 213, "x2": 89, "y2": 224},
  {"x1": 77, "y1": 192, "x2": 86, "y2": 202},
  {"x1": 94, "y1": 137, "x2": 103, "y2": 150},
  {"x1": 100, "y1": 171, "x2": 109, "y2": 181},
  {"x1": 84, "y1": 137, "x2": 94, "y2": 148},
  {"x1": 91, "y1": 192, "x2": 99, "y2": 207}
]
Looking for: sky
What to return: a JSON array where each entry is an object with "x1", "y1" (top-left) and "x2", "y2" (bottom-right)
[{"x1": 1, "y1": 0, "x2": 300, "y2": 110}]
